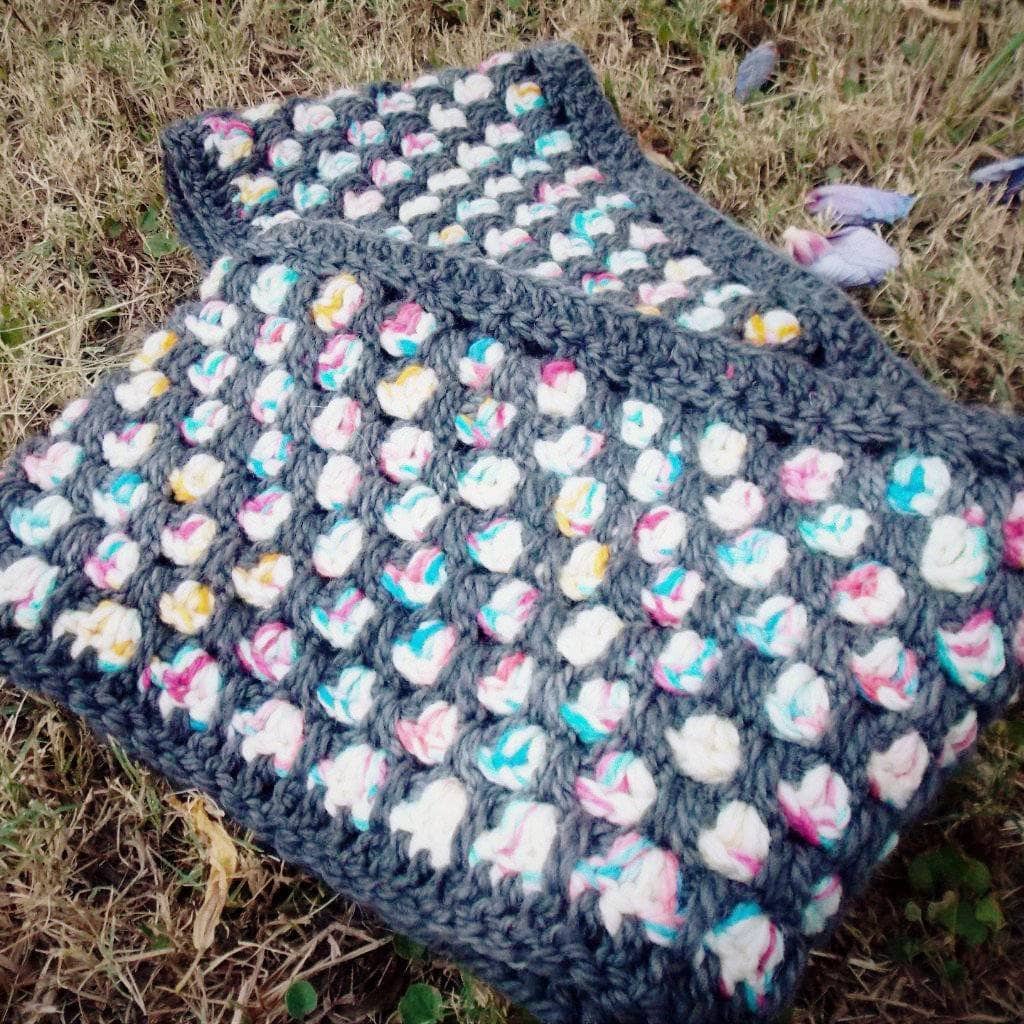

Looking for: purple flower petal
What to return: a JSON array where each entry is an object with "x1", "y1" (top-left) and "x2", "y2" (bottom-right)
[
  {"x1": 969, "y1": 156, "x2": 1024, "y2": 205},
  {"x1": 735, "y1": 42, "x2": 778, "y2": 102},
  {"x1": 783, "y1": 226, "x2": 899, "y2": 288},
  {"x1": 805, "y1": 184, "x2": 916, "y2": 226}
]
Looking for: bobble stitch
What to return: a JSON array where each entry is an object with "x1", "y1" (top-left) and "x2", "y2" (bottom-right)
[
  {"x1": 317, "y1": 333, "x2": 363, "y2": 390},
  {"x1": 234, "y1": 618, "x2": 294, "y2": 684},
  {"x1": 920, "y1": 514, "x2": 989, "y2": 594},
  {"x1": 379, "y1": 302, "x2": 437, "y2": 357},
  {"x1": 396, "y1": 701, "x2": 459, "y2": 765},
  {"x1": 832, "y1": 562, "x2": 905, "y2": 626},
  {"x1": 698, "y1": 801, "x2": 770, "y2": 883},
  {"x1": 704, "y1": 480, "x2": 766, "y2": 534},
  {"x1": 867, "y1": 731, "x2": 929, "y2": 808},
  {"x1": 536, "y1": 360, "x2": 586, "y2": 417},
  {"x1": 802, "y1": 875, "x2": 843, "y2": 935},
  {"x1": 232, "y1": 553, "x2": 293, "y2": 609},
  {"x1": 8, "y1": 494, "x2": 74, "y2": 547},
  {"x1": 141, "y1": 645, "x2": 221, "y2": 730},
  {"x1": 634, "y1": 505, "x2": 687, "y2": 564},
  {"x1": 317, "y1": 664, "x2": 376, "y2": 726},
  {"x1": 849, "y1": 637, "x2": 920, "y2": 711},
  {"x1": 455, "y1": 397, "x2": 518, "y2": 449},
  {"x1": 477, "y1": 652, "x2": 535, "y2": 716},
  {"x1": 665, "y1": 714, "x2": 741, "y2": 784},
  {"x1": 311, "y1": 587, "x2": 376, "y2": 650},
  {"x1": 469, "y1": 800, "x2": 556, "y2": 893},
  {"x1": 162, "y1": 513, "x2": 217, "y2": 565},
  {"x1": 654, "y1": 630, "x2": 721, "y2": 696},
  {"x1": 939, "y1": 710, "x2": 979, "y2": 767},
  {"x1": 307, "y1": 744, "x2": 388, "y2": 830},
  {"x1": 569, "y1": 834, "x2": 684, "y2": 946},
  {"x1": 765, "y1": 663, "x2": 831, "y2": 744},
  {"x1": 559, "y1": 541, "x2": 611, "y2": 601},
  {"x1": 477, "y1": 579, "x2": 540, "y2": 643},
  {"x1": 736, "y1": 595, "x2": 808, "y2": 658},
  {"x1": 533, "y1": 425, "x2": 604, "y2": 475},
  {"x1": 84, "y1": 533, "x2": 140, "y2": 591},
  {"x1": 575, "y1": 750, "x2": 657, "y2": 826},
  {"x1": 935, "y1": 610, "x2": 1005, "y2": 693},
  {"x1": 886, "y1": 454, "x2": 951, "y2": 516},
  {"x1": 798, "y1": 504, "x2": 872, "y2": 558},
  {"x1": 744, "y1": 309, "x2": 801, "y2": 346},
  {"x1": 52, "y1": 599, "x2": 141, "y2": 670},
  {"x1": 717, "y1": 529, "x2": 788, "y2": 589},
  {"x1": 703, "y1": 903, "x2": 784, "y2": 1011},
  {"x1": 556, "y1": 606, "x2": 623, "y2": 667},
  {"x1": 779, "y1": 447, "x2": 844, "y2": 503},
  {"x1": 238, "y1": 488, "x2": 291, "y2": 542},
  {"x1": 0, "y1": 557, "x2": 60, "y2": 630},
  {"x1": 698, "y1": 422, "x2": 747, "y2": 478},
  {"x1": 389, "y1": 777, "x2": 468, "y2": 870},
  {"x1": 467, "y1": 518, "x2": 524, "y2": 573},
  {"x1": 560, "y1": 678, "x2": 630, "y2": 745},
  {"x1": 641, "y1": 565, "x2": 704, "y2": 628},
  {"x1": 777, "y1": 764, "x2": 851, "y2": 849},
  {"x1": 392, "y1": 620, "x2": 458, "y2": 687},
  {"x1": 381, "y1": 547, "x2": 448, "y2": 609},
  {"x1": 159, "y1": 580, "x2": 215, "y2": 635},
  {"x1": 477, "y1": 724, "x2": 548, "y2": 789}
]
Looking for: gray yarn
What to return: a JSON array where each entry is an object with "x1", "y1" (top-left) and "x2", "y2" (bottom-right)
[{"x1": 1, "y1": 216, "x2": 1022, "y2": 1024}]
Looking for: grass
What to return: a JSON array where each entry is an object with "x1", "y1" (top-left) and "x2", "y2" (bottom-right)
[{"x1": 1, "y1": 0, "x2": 1023, "y2": 1021}]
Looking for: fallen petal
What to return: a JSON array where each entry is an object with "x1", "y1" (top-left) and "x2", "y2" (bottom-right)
[
  {"x1": 805, "y1": 184, "x2": 916, "y2": 226},
  {"x1": 783, "y1": 226, "x2": 899, "y2": 287},
  {"x1": 781, "y1": 227, "x2": 831, "y2": 264},
  {"x1": 735, "y1": 41, "x2": 778, "y2": 102},
  {"x1": 969, "y1": 156, "x2": 1024, "y2": 205}
]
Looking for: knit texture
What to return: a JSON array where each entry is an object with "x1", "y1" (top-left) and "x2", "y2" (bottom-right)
[
  {"x1": 163, "y1": 40, "x2": 1001, "y2": 431},
  {"x1": 2, "y1": 216, "x2": 1023, "y2": 1024}
]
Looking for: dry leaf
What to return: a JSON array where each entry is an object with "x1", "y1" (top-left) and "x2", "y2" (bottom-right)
[
  {"x1": 640, "y1": 145, "x2": 676, "y2": 172},
  {"x1": 186, "y1": 795, "x2": 238, "y2": 952}
]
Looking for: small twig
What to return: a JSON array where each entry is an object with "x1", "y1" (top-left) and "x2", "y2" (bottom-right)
[{"x1": 22, "y1": 299, "x2": 142, "y2": 348}]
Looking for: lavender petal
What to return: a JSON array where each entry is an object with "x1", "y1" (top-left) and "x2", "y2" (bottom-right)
[
  {"x1": 805, "y1": 184, "x2": 916, "y2": 226},
  {"x1": 735, "y1": 42, "x2": 778, "y2": 102}
]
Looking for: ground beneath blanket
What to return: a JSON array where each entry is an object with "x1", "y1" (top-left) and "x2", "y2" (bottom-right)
[{"x1": 1, "y1": 2, "x2": 1023, "y2": 1022}]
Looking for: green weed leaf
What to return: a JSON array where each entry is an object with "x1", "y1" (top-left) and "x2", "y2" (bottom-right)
[
  {"x1": 399, "y1": 982, "x2": 443, "y2": 1024},
  {"x1": 138, "y1": 205, "x2": 160, "y2": 234},
  {"x1": 393, "y1": 933, "x2": 427, "y2": 961},
  {"x1": 284, "y1": 980, "x2": 318, "y2": 1020},
  {"x1": 974, "y1": 894, "x2": 1005, "y2": 932},
  {"x1": 942, "y1": 958, "x2": 966, "y2": 984},
  {"x1": 960, "y1": 857, "x2": 990, "y2": 896},
  {"x1": 0, "y1": 307, "x2": 26, "y2": 350},
  {"x1": 102, "y1": 216, "x2": 125, "y2": 240}
]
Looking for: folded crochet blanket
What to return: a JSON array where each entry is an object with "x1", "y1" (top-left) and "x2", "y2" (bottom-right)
[
  {"x1": 164, "y1": 41, "x2": 978, "y2": 422},
  {"x1": 1, "y1": 215, "x2": 1022, "y2": 1023}
]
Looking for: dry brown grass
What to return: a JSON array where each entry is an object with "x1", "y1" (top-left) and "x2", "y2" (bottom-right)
[{"x1": 1, "y1": 1, "x2": 1023, "y2": 1021}]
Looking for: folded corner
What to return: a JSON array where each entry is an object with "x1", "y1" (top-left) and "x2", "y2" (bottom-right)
[{"x1": 161, "y1": 115, "x2": 244, "y2": 267}]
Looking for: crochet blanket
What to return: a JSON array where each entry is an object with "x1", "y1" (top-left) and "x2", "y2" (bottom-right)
[{"x1": 2, "y1": 41, "x2": 1023, "y2": 1024}]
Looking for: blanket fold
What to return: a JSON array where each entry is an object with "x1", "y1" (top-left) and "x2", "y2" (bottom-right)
[{"x1": 163, "y1": 41, "x2": 981, "y2": 424}]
